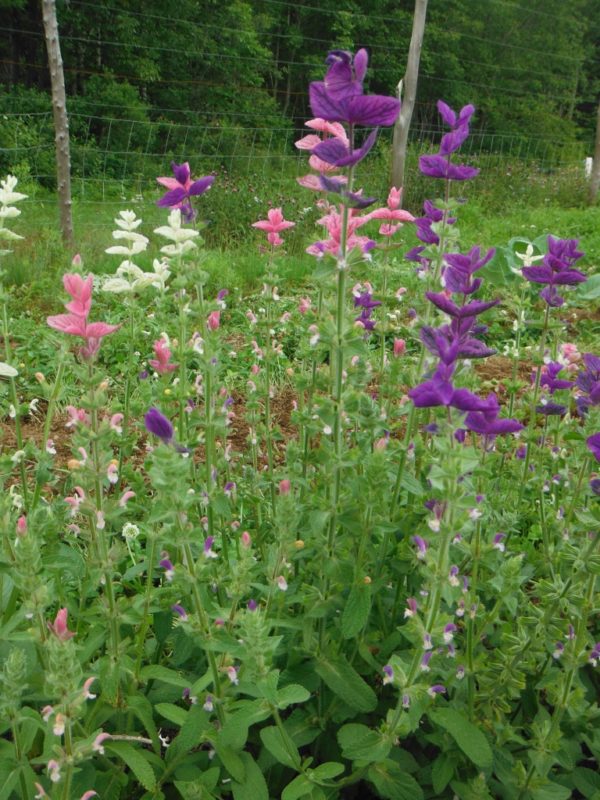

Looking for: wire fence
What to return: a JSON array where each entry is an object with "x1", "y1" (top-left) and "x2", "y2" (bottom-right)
[{"x1": 0, "y1": 108, "x2": 590, "y2": 207}]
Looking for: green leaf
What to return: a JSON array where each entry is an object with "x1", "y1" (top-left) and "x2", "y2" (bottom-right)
[
  {"x1": 277, "y1": 684, "x2": 311, "y2": 709},
  {"x1": 400, "y1": 471, "x2": 425, "y2": 496},
  {"x1": 367, "y1": 760, "x2": 424, "y2": 800},
  {"x1": 314, "y1": 656, "x2": 377, "y2": 712},
  {"x1": 573, "y1": 767, "x2": 600, "y2": 799},
  {"x1": 126, "y1": 694, "x2": 160, "y2": 752},
  {"x1": 140, "y1": 664, "x2": 190, "y2": 689},
  {"x1": 105, "y1": 741, "x2": 157, "y2": 791},
  {"x1": 432, "y1": 753, "x2": 454, "y2": 795},
  {"x1": 429, "y1": 708, "x2": 493, "y2": 769},
  {"x1": 337, "y1": 724, "x2": 391, "y2": 764},
  {"x1": 341, "y1": 584, "x2": 372, "y2": 639},
  {"x1": 215, "y1": 744, "x2": 245, "y2": 783},
  {"x1": 167, "y1": 705, "x2": 210, "y2": 763},
  {"x1": 260, "y1": 725, "x2": 301, "y2": 770},
  {"x1": 532, "y1": 782, "x2": 572, "y2": 800},
  {"x1": 155, "y1": 702, "x2": 188, "y2": 727},
  {"x1": 282, "y1": 774, "x2": 313, "y2": 800},
  {"x1": 576, "y1": 273, "x2": 600, "y2": 300},
  {"x1": 310, "y1": 762, "x2": 345, "y2": 780},
  {"x1": 231, "y1": 753, "x2": 269, "y2": 800}
]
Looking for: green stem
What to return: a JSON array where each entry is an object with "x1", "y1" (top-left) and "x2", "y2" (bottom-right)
[
  {"x1": 31, "y1": 357, "x2": 65, "y2": 510},
  {"x1": 3, "y1": 301, "x2": 29, "y2": 508}
]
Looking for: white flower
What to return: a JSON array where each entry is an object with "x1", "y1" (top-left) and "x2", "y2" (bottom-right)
[
  {"x1": 154, "y1": 209, "x2": 200, "y2": 253},
  {"x1": 0, "y1": 361, "x2": 18, "y2": 377},
  {"x1": 511, "y1": 243, "x2": 544, "y2": 274},
  {"x1": 122, "y1": 523, "x2": 140, "y2": 541},
  {"x1": 0, "y1": 175, "x2": 27, "y2": 206}
]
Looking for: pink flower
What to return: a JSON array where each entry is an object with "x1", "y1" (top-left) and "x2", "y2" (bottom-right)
[
  {"x1": 149, "y1": 338, "x2": 178, "y2": 374},
  {"x1": 34, "y1": 782, "x2": 49, "y2": 798},
  {"x1": 63, "y1": 273, "x2": 93, "y2": 317},
  {"x1": 80, "y1": 793, "x2": 98, "y2": 800},
  {"x1": 366, "y1": 187, "x2": 414, "y2": 237},
  {"x1": 48, "y1": 608, "x2": 75, "y2": 641},
  {"x1": 118, "y1": 489, "x2": 136, "y2": 507},
  {"x1": 278, "y1": 479, "x2": 291, "y2": 495},
  {"x1": 298, "y1": 297, "x2": 312, "y2": 314},
  {"x1": 82, "y1": 677, "x2": 97, "y2": 700},
  {"x1": 66, "y1": 406, "x2": 90, "y2": 428},
  {"x1": 207, "y1": 311, "x2": 220, "y2": 331},
  {"x1": 92, "y1": 732, "x2": 112, "y2": 754},
  {"x1": 65, "y1": 486, "x2": 85, "y2": 516},
  {"x1": 393, "y1": 339, "x2": 406, "y2": 357},
  {"x1": 109, "y1": 413, "x2": 124, "y2": 433},
  {"x1": 240, "y1": 531, "x2": 251, "y2": 548},
  {"x1": 308, "y1": 206, "x2": 373, "y2": 259},
  {"x1": 252, "y1": 208, "x2": 295, "y2": 247},
  {"x1": 47, "y1": 760, "x2": 61, "y2": 783},
  {"x1": 47, "y1": 273, "x2": 120, "y2": 360},
  {"x1": 16, "y1": 516, "x2": 27, "y2": 536}
]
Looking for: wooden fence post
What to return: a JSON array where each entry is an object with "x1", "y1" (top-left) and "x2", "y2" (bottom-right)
[
  {"x1": 391, "y1": 0, "x2": 428, "y2": 203},
  {"x1": 589, "y1": 97, "x2": 600, "y2": 204},
  {"x1": 41, "y1": 0, "x2": 74, "y2": 246}
]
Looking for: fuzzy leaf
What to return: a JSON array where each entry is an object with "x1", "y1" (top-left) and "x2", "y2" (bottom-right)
[
  {"x1": 140, "y1": 664, "x2": 190, "y2": 689},
  {"x1": 341, "y1": 584, "x2": 372, "y2": 639},
  {"x1": 105, "y1": 741, "x2": 157, "y2": 791},
  {"x1": 315, "y1": 656, "x2": 377, "y2": 712},
  {"x1": 338, "y1": 724, "x2": 391, "y2": 764},
  {"x1": 431, "y1": 753, "x2": 455, "y2": 795},
  {"x1": 167, "y1": 705, "x2": 210, "y2": 763},
  {"x1": 281, "y1": 775, "x2": 313, "y2": 800},
  {"x1": 277, "y1": 684, "x2": 311, "y2": 709},
  {"x1": 260, "y1": 725, "x2": 301, "y2": 770},
  {"x1": 429, "y1": 708, "x2": 493, "y2": 769},
  {"x1": 367, "y1": 760, "x2": 424, "y2": 800},
  {"x1": 231, "y1": 753, "x2": 269, "y2": 800}
]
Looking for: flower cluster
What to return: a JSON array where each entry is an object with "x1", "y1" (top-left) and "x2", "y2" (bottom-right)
[
  {"x1": 419, "y1": 101, "x2": 479, "y2": 182},
  {"x1": 522, "y1": 235, "x2": 586, "y2": 307},
  {"x1": 47, "y1": 274, "x2": 120, "y2": 360}
]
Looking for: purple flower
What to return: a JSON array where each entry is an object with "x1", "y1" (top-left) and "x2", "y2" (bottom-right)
[
  {"x1": 409, "y1": 363, "x2": 489, "y2": 411},
  {"x1": 575, "y1": 353, "x2": 600, "y2": 414},
  {"x1": 493, "y1": 533, "x2": 506, "y2": 552},
  {"x1": 318, "y1": 175, "x2": 377, "y2": 209},
  {"x1": 553, "y1": 642, "x2": 564, "y2": 659},
  {"x1": 465, "y1": 393, "x2": 523, "y2": 436},
  {"x1": 313, "y1": 128, "x2": 378, "y2": 168},
  {"x1": 587, "y1": 433, "x2": 600, "y2": 462},
  {"x1": 589, "y1": 642, "x2": 600, "y2": 666},
  {"x1": 157, "y1": 162, "x2": 214, "y2": 221},
  {"x1": 404, "y1": 597, "x2": 418, "y2": 618},
  {"x1": 590, "y1": 478, "x2": 600, "y2": 496},
  {"x1": 203, "y1": 537, "x2": 218, "y2": 559},
  {"x1": 428, "y1": 684, "x2": 446, "y2": 697},
  {"x1": 522, "y1": 235, "x2": 586, "y2": 306},
  {"x1": 443, "y1": 246, "x2": 496, "y2": 295},
  {"x1": 247, "y1": 599, "x2": 258, "y2": 612},
  {"x1": 420, "y1": 651, "x2": 433, "y2": 671},
  {"x1": 145, "y1": 407, "x2": 174, "y2": 444},
  {"x1": 426, "y1": 292, "x2": 499, "y2": 321},
  {"x1": 537, "y1": 362, "x2": 575, "y2": 394},
  {"x1": 413, "y1": 535, "x2": 429, "y2": 559},
  {"x1": 309, "y1": 50, "x2": 400, "y2": 127},
  {"x1": 535, "y1": 401, "x2": 567, "y2": 417},
  {"x1": 419, "y1": 155, "x2": 479, "y2": 182},
  {"x1": 443, "y1": 623, "x2": 457, "y2": 643},
  {"x1": 382, "y1": 665, "x2": 394, "y2": 685},
  {"x1": 159, "y1": 557, "x2": 174, "y2": 581},
  {"x1": 172, "y1": 604, "x2": 188, "y2": 621}
]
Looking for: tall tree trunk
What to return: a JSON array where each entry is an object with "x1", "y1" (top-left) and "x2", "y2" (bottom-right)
[
  {"x1": 589, "y1": 98, "x2": 600, "y2": 205},
  {"x1": 41, "y1": 0, "x2": 73, "y2": 246},
  {"x1": 391, "y1": 0, "x2": 428, "y2": 201}
]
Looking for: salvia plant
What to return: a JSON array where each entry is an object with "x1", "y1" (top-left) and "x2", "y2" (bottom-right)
[{"x1": 0, "y1": 48, "x2": 599, "y2": 800}]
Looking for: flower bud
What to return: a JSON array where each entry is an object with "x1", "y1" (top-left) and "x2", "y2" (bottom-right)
[
  {"x1": 278, "y1": 479, "x2": 291, "y2": 495},
  {"x1": 16, "y1": 516, "x2": 27, "y2": 536}
]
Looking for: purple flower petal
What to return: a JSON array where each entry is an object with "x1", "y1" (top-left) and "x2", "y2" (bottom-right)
[{"x1": 144, "y1": 407, "x2": 174, "y2": 443}]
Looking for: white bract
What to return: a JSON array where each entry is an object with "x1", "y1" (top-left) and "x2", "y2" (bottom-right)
[
  {"x1": 103, "y1": 210, "x2": 170, "y2": 293},
  {"x1": 0, "y1": 361, "x2": 18, "y2": 378},
  {"x1": 0, "y1": 174, "x2": 27, "y2": 255},
  {"x1": 510, "y1": 243, "x2": 544, "y2": 275},
  {"x1": 154, "y1": 209, "x2": 200, "y2": 258}
]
